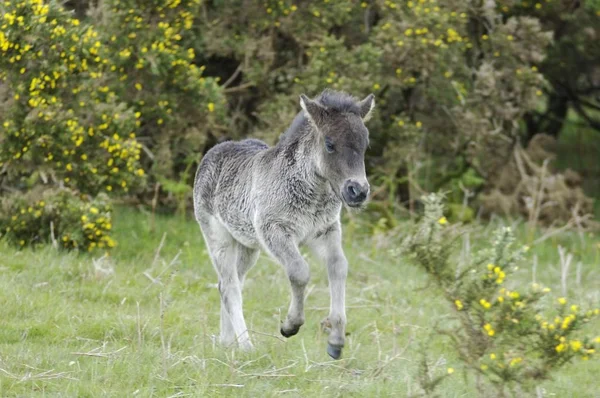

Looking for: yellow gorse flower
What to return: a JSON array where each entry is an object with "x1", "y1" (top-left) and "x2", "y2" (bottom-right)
[
  {"x1": 570, "y1": 340, "x2": 582, "y2": 352},
  {"x1": 509, "y1": 357, "x2": 523, "y2": 367},
  {"x1": 479, "y1": 299, "x2": 491, "y2": 309}
]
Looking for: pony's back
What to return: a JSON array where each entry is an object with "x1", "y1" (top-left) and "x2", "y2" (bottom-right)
[{"x1": 193, "y1": 138, "x2": 268, "y2": 220}]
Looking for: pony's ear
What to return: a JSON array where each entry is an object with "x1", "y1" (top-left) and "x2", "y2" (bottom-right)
[
  {"x1": 300, "y1": 94, "x2": 326, "y2": 127},
  {"x1": 357, "y1": 94, "x2": 375, "y2": 122}
]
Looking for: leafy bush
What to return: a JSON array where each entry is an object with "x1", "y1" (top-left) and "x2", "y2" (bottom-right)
[
  {"x1": 0, "y1": 188, "x2": 115, "y2": 251},
  {"x1": 400, "y1": 194, "x2": 599, "y2": 396},
  {"x1": 0, "y1": 0, "x2": 147, "y2": 250},
  {"x1": 499, "y1": 0, "x2": 600, "y2": 140}
]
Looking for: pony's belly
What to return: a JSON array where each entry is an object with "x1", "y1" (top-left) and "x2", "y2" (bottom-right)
[
  {"x1": 217, "y1": 214, "x2": 260, "y2": 249},
  {"x1": 230, "y1": 229, "x2": 260, "y2": 249}
]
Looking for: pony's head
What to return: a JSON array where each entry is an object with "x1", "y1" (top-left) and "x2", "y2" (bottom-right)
[{"x1": 300, "y1": 90, "x2": 374, "y2": 208}]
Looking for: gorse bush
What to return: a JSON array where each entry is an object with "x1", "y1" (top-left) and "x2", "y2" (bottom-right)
[
  {"x1": 94, "y1": 0, "x2": 226, "y2": 186},
  {"x1": 401, "y1": 194, "x2": 599, "y2": 397},
  {"x1": 0, "y1": 0, "x2": 144, "y2": 196},
  {"x1": 0, "y1": 187, "x2": 115, "y2": 251},
  {"x1": 0, "y1": 0, "x2": 225, "y2": 191},
  {"x1": 0, "y1": 0, "x2": 225, "y2": 248},
  {"x1": 0, "y1": 0, "x2": 145, "y2": 250}
]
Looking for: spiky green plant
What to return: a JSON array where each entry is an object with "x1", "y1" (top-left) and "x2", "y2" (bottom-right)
[{"x1": 401, "y1": 193, "x2": 599, "y2": 397}]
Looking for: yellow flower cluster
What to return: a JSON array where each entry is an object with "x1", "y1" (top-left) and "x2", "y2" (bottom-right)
[
  {"x1": 535, "y1": 305, "x2": 600, "y2": 361},
  {"x1": 262, "y1": 0, "x2": 299, "y2": 27},
  {"x1": 373, "y1": 1, "x2": 476, "y2": 89},
  {"x1": 486, "y1": 263, "x2": 506, "y2": 284},
  {"x1": 454, "y1": 299, "x2": 463, "y2": 310},
  {"x1": 509, "y1": 357, "x2": 523, "y2": 367},
  {"x1": 2, "y1": 201, "x2": 46, "y2": 238},
  {"x1": 480, "y1": 298, "x2": 492, "y2": 310},
  {"x1": 80, "y1": 205, "x2": 115, "y2": 251}
]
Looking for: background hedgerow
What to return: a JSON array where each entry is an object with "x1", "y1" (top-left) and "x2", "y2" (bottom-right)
[
  {"x1": 1, "y1": 1, "x2": 598, "y2": 238},
  {"x1": 401, "y1": 194, "x2": 599, "y2": 397}
]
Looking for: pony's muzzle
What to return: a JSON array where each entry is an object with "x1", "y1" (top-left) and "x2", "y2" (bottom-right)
[{"x1": 342, "y1": 179, "x2": 369, "y2": 207}]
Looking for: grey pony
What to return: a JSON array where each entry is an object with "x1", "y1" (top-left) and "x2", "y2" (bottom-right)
[{"x1": 193, "y1": 89, "x2": 374, "y2": 359}]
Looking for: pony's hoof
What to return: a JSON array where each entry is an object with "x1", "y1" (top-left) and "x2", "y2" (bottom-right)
[
  {"x1": 327, "y1": 343, "x2": 343, "y2": 360},
  {"x1": 280, "y1": 325, "x2": 300, "y2": 338},
  {"x1": 239, "y1": 342, "x2": 254, "y2": 352}
]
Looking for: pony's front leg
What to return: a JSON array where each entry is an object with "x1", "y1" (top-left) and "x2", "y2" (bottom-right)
[
  {"x1": 259, "y1": 224, "x2": 310, "y2": 338},
  {"x1": 309, "y1": 223, "x2": 348, "y2": 360}
]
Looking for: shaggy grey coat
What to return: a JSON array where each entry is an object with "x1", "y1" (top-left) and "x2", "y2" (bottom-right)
[{"x1": 193, "y1": 89, "x2": 374, "y2": 359}]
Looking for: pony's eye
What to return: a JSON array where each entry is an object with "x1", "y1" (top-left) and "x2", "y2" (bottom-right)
[{"x1": 325, "y1": 137, "x2": 335, "y2": 153}]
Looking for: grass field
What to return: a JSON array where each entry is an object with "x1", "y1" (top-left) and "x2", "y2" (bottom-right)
[{"x1": 1, "y1": 208, "x2": 599, "y2": 397}]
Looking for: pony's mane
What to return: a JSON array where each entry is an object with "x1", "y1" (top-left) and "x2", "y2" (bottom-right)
[
  {"x1": 278, "y1": 90, "x2": 359, "y2": 144},
  {"x1": 316, "y1": 89, "x2": 361, "y2": 115}
]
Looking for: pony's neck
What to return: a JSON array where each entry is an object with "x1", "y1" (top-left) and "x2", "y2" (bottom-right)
[
  {"x1": 275, "y1": 112, "x2": 332, "y2": 187},
  {"x1": 278, "y1": 122, "x2": 326, "y2": 180}
]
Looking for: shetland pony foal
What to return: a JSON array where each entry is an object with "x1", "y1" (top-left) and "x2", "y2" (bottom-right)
[{"x1": 193, "y1": 89, "x2": 374, "y2": 359}]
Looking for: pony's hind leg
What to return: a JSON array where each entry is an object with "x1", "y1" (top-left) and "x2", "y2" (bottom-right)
[{"x1": 199, "y1": 217, "x2": 253, "y2": 351}]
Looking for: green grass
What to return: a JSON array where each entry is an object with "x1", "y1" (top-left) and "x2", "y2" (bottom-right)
[{"x1": 0, "y1": 208, "x2": 599, "y2": 397}]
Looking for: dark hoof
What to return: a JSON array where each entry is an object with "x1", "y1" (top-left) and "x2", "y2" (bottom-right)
[
  {"x1": 280, "y1": 325, "x2": 300, "y2": 338},
  {"x1": 327, "y1": 344, "x2": 343, "y2": 360}
]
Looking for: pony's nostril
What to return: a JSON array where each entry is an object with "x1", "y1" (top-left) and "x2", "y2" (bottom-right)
[{"x1": 343, "y1": 181, "x2": 368, "y2": 205}]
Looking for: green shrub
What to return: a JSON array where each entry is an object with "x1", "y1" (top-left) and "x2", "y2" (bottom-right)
[
  {"x1": 401, "y1": 194, "x2": 599, "y2": 396},
  {"x1": 0, "y1": 188, "x2": 115, "y2": 251}
]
